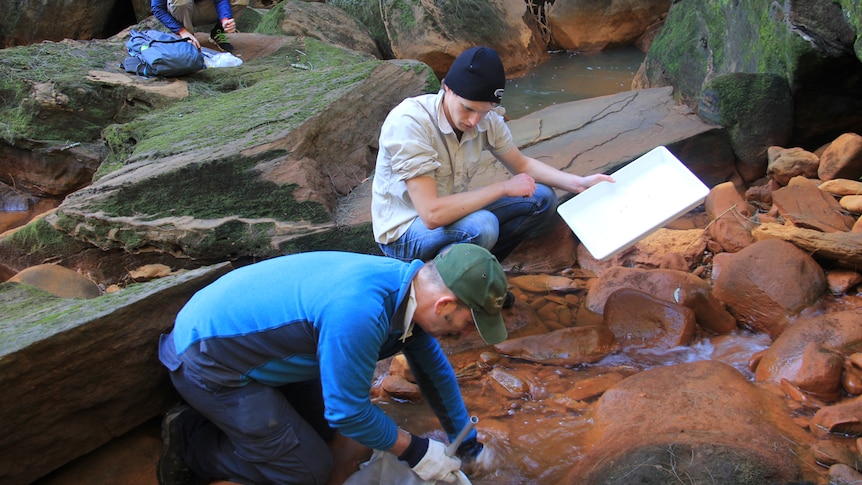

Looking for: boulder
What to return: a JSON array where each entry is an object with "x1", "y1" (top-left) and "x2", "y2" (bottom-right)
[
  {"x1": 8, "y1": 263, "x2": 101, "y2": 299},
  {"x1": 638, "y1": 0, "x2": 862, "y2": 152},
  {"x1": 819, "y1": 132, "x2": 862, "y2": 181},
  {"x1": 0, "y1": 262, "x2": 232, "y2": 484},
  {"x1": 560, "y1": 360, "x2": 811, "y2": 484},
  {"x1": 754, "y1": 308, "x2": 862, "y2": 396},
  {"x1": 546, "y1": 0, "x2": 672, "y2": 52},
  {"x1": 603, "y1": 287, "x2": 697, "y2": 350},
  {"x1": 378, "y1": 0, "x2": 548, "y2": 78},
  {"x1": 711, "y1": 239, "x2": 827, "y2": 339},
  {"x1": 586, "y1": 266, "x2": 737, "y2": 335}
]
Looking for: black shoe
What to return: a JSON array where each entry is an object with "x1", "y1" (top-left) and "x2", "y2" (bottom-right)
[
  {"x1": 209, "y1": 24, "x2": 234, "y2": 52},
  {"x1": 157, "y1": 404, "x2": 195, "y2": 485},
  {"x1": 503, "y1": 291, "x2": 515, "y2": 309}
]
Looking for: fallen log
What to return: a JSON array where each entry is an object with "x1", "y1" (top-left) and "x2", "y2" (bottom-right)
[{"x1": 752, "y1": 223, "x2": 862, "y2": 267}]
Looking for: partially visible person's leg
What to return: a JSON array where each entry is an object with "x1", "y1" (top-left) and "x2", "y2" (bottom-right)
[
  {"x1": 378, "y1": 210, "x2": 499, "y2": 262},
  {"x1": 169, "y1": 367, "x2": 333, "y2": 484},
  {"x1": 485, "y1": 184, "x2": 558, "y2": 261},
  {"x1": 167, "y1": 0, "x2": 199, "y2": 32}
]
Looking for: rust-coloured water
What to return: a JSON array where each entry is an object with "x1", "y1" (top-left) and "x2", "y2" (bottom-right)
[{"x1": 374, "y1": 330, "x2": 773, "y2": 484}]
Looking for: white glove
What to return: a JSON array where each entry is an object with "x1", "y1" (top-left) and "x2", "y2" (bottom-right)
[{"x1": 412, "y1": 438, "x2": 462, "y2": 483}]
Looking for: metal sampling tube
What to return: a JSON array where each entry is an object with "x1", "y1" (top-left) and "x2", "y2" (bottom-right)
[{"x1": 445, "y1": 415, "x2": 479, "y2": 457}]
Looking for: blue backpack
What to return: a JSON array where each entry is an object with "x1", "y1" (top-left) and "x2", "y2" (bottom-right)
[{"x1": 122, "y1": 29, "x2": 205, "y2": 78}]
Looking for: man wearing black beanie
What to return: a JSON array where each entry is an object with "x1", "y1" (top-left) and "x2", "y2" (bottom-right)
[{"x1": 372, "y1": 46, "x2": 613, "y2": 265}]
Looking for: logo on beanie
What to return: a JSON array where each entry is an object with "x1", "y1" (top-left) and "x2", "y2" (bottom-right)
[{"x1": 493, "y1": 88, "x2": 504, "y2": 101}]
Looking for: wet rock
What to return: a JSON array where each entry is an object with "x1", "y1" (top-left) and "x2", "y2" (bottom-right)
[
  {"x1": 711, "y1": 239, "x2": 827, "y2": 339},
  {"x1": 754, "y1": 308, "x2": 862, "y2": 401},
  {"x1": 766, "y1": 146, "x2": 820, "y2": 186},
  {"x1": 842, "y1": 359, "x2": 862, "y2": 395},
  {"x1": 587, "y1": 266, "x2": 736, "y2": 335},
  {"x1": 811, "y1": 395, "x2": 862, "y2": 439},
  {"x1": 558, "y1": 371, "x2": 625, "y2": 402},
  {"x1": 827, "y1": 269, "x2": 862, "y2": 295},
  {"x1": 487, "y1": 368, "x2": 533, "y2": 399},
  {"x1": 818, "y1": 133, "x2": 862, "y2": 181},
  {"x1": 603, "y1": 287, "x2": 696, "y2": 350},
  {"x1": 561, "y1": 360, "x2": 810, "y2": 484},
  {"x1": 828, "y1": 463, "x2": 862, "y2": 484},
  {"x1": 771, "y1": 176, "x2": 855, "y2": 232},
  {"x1": 810, "y1": 439, "x2": 859, "y2": 468},
  {"x1": 789, "y1": 342, "x2": 844, "y2": 402},
  {"x1": 380, "y1": 375, "x2": 421, "y2": 402},
  {"x1": 493, "y1": 325, "x2": 618, "y2": 367},
  {"x1": 9, "y1": 263, "x2": 101, "y2": 299}
]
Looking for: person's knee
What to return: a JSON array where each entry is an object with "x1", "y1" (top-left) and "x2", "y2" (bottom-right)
[
  {"x1": 461, "y1": 211, "x2": 499, "y2": 249},
  {"x1": 534, "y1": 184, "x2": 558, "y2": 211}
]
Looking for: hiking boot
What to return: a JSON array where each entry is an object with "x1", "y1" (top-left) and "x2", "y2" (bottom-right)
[
  {"x1": 157, "y1": 404, "x2": 195, "y2": 485},
  {"x1": 209, "y1": 23, "x2": 234, "y2": 52}
]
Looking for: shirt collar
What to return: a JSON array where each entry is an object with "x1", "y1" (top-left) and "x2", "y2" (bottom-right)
[{"x1": 400, "y1": 281, "x2": 418, "y2": 342}]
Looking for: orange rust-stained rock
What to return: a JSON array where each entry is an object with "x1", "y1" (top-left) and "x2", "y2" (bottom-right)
[
  {"x1": 770, "y1": 176, "x2": 855, "y2": 232},
  {"x1": 587, "y1": 266, "x2": 736, "y2": 334},
  {"x1": 603, "y1": 287, "x2": 696, "y2": 349},
  {"x1": 811, "y1": 395, "x2": 862, "y2": 439},
  {"x1": 712, "y1": 239, "x2": 826, "y2": 339},
  {"x1": 494, "y1": 325, "x2": 618, "y2": 366}
]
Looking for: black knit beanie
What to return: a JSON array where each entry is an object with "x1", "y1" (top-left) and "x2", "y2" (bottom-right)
[{"x1": 443, "y1": 46, "x2": 505, "y2": 104}]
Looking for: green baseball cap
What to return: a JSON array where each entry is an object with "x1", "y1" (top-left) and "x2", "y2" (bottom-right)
[{"x1": 434, "y1": 244, "x2": 508, "y2": 344}]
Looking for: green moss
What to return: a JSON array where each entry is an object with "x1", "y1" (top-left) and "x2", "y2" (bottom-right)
[
  {"x1": 3, "y1": 218, "x2": 87, "y2": 259},
  {"x1": 182, "y1": 219, "x2": 279, "y2": 260},
  {"x1": 327, "y1": 0, "x2": 393, "y2": 57},
  {"x1": 0, "y1": 40, "x2": 126, "y2": 142},
  {"x1": 254, "y1": 1, "x2": 287, "y2": 35},
  {"x1": 98, "y1": 39, "x2": 378, "y2": 173},
  {"x1": 94, "y1": 150, "x2": 330, "y2": 223},
  {"x1": 277, "y1": 222, "x2": 378, "y2": 255},
  {"x1": 440, "y1": 0, "x2": 507, "y2": 42}
]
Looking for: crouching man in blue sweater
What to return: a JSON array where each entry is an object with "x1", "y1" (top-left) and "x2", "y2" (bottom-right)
[{"x1": 156, "y1": 243, "x2": 507, "y2": 485}]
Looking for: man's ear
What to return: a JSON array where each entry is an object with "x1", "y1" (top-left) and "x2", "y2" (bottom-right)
[{"x1": 434, "y1": 295, "x2": 460, "y2": 314}]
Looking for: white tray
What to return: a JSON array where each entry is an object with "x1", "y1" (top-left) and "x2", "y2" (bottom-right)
[{"x1": 557, "y1": 146, "x2": 709, "y2": 261}]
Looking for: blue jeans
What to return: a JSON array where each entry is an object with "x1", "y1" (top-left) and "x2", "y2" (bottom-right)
[
  {"x1": 169, "y1": 364, "x2": 334, "y2": 484},
  {"x1": 379, "y1": 184, "x2": 557, "y2": 262}
]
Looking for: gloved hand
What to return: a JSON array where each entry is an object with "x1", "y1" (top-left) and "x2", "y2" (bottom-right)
[
  {"x1": 455, "y1": 437, "x2": 484, "y2": 464},
  {"x1": 398, "y1": 434, "x2": 462, "y2": 483},
  {"x1": 458, "y1": 437, "x2": 495, "y2": 477}
]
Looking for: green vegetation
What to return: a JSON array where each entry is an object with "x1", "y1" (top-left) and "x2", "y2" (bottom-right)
[
  {"x1": 440, "y1": 0, "x2": 507, "y2": 43},
  {"x1": 0, "y1": 40, "x2": 125, "y2": 142},
  {"x1": 95, "y1": 150, "x2": 330, "y2": 222},
  {"x1": 4, "y1": 218, "x2": 88, "y2": 260},
  {"x1": 99, "y1": 39, "x2": 378, "y2": 174}
]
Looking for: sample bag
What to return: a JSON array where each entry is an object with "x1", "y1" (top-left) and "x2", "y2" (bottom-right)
[{"x1": 121, "y1": 29, "x2": 205, "y2": 78}]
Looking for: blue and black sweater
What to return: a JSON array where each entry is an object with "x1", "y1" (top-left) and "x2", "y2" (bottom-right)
[{"x1": 159, "y1": 251, "x2": 474, "y2": 451}]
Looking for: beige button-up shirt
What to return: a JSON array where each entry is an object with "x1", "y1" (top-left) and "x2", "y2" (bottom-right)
[{"x1": 371, "y1": 89, "x2": 514, "y2": 244}]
